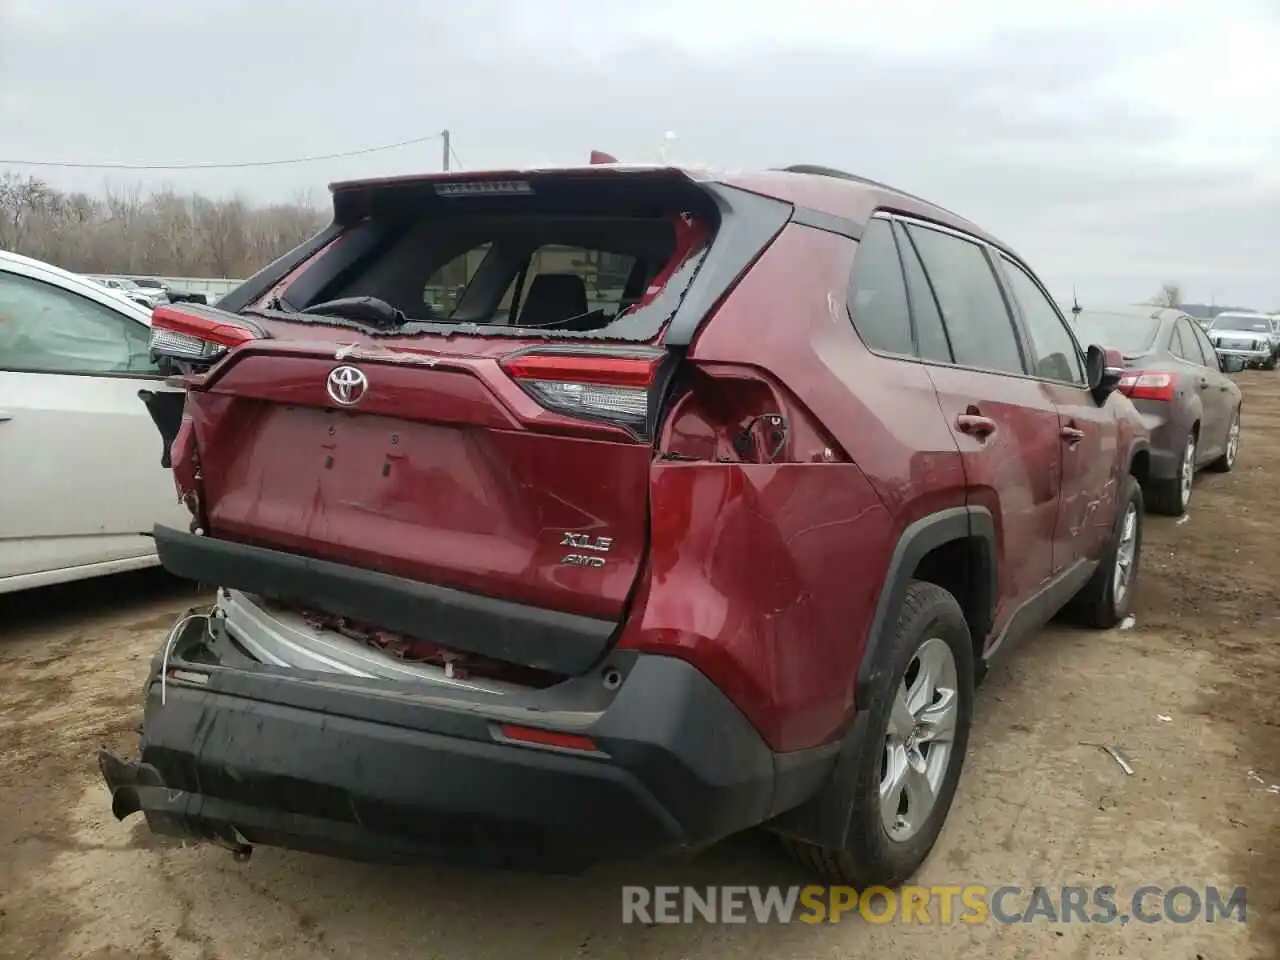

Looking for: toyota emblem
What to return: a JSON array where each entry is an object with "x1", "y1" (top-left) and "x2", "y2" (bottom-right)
[{"x1": 327, "y1": 365, "x2": 368, "y2": 406}]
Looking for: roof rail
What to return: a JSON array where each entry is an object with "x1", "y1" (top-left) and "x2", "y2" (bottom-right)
[
  {"x1": 774, "y1": 164, "x2": 969, "y2": 224},
  {"x1": 779, "y1": 164, "x2": 864, "y2": 180}
]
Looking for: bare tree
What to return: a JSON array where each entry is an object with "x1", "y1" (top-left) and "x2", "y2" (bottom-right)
[
  {"x1": 0, "y1": 171, "x2": 326, "y2": 278},
  {"x1": 1149, "y1": 282, "x2": 1182, "y2": 308}
]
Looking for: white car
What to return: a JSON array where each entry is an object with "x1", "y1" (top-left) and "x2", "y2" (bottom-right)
[
  {"x1": 0, "y1": 250, "x2": 189, "y2": 593},
  {"x1": 90, "y1": 276, "x2": 164, "y2": 309}
]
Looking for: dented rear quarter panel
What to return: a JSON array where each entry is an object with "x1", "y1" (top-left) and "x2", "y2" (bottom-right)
[{"x1": 616, "y1": 224, "x2": 967, "y2": 752}]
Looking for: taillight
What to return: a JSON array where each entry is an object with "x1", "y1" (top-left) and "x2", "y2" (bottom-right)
[
  {"x1": 149, "y1": 304, "x2": 260, "y2": 364},
  {"x1": 658, "y1": 361, "x2": 848, "y2": 464},
  {"x1": 500, "y1": 351, "x2": 662, "y2": 435},
  {"x1": 1117, "y1": 371, "x2": 1175, "y2": 401}
]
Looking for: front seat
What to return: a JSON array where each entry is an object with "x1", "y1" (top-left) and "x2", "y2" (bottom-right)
[{"x1": 517, "y1": 273, "x2": 588, "y2": 328}]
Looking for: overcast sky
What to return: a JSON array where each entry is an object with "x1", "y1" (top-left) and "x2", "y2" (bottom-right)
[{"x1": 1, "y1": 0, "x2": 1276, "y2": 308}]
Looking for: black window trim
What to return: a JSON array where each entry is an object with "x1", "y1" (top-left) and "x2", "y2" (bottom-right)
[
  {"x1": 890, "y1": 212, "x2": 1034, "y2": 379},
  {"x1": 0, "y1": 268, "x2": 166, "y2": 380},
  {"x1": 889, "y1": 218, "x2": 955, "y2": 363},
  {"x1": 845, "y1": 210, "x2": 1096, "y2": 390}
]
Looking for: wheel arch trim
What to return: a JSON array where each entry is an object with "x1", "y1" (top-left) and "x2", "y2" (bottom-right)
[{"x1": 854, "y1": 505, "x2": 996, "y2": 705}]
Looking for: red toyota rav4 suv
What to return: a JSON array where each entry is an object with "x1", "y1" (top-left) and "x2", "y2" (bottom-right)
[{"x1": 101, "y1": 163, "x2": 1150, "y2": 886}]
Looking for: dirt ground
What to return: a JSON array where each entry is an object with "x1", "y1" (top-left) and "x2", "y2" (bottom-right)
[{"x1": 2, "y1": 375, "x2": 1278, "y2": 960}]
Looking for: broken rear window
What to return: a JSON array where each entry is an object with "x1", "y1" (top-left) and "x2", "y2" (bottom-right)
[{"x1": 267, "y1": 175, "x2": 717, "y2": 341}]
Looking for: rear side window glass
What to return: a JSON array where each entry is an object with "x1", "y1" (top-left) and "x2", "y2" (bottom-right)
[
  {"x1": 906, "y1": 224, "x2": 1025, "y2": 375},
  {"x1": 1189, "y1": 322, "x2": 1219, "y2": 367},
  {"x1": 423, "y1": 244, "x2": 491, "y2": 317},
  {"x1": 999, "y1": 256, "x2": 1084, "y2": 384},
  {"x1": 1170, "y1": 322, "x2": 1193, "y2": 361},
  {"x1": 893, "y1": 221, "x2": 953, "y2": 363},
  {"x1": 1177, "y1": 319, "x2": 1209, "y2": 366},
  {"x1": 845, "y1": 219, "x2": 913, "y2": 356}
]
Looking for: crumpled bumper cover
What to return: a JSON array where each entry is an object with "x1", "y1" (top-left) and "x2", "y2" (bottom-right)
[{"x1": 98, "y1": 616, "x2": 836, "y2": 870}]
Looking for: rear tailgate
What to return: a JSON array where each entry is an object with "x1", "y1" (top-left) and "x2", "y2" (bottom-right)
[
  {"x1": 147, "y1": 168, "x2": 793, "y2": 674},
  {"x1": 185, "y1": 341, "x2": 653, "y2": 621}
]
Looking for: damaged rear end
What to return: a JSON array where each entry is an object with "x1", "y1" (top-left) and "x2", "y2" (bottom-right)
[{"x1": 102, "y1": 165, "x2": 833, "y2": 868}]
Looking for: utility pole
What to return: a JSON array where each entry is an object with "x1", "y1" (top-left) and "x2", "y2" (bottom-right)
[{"x1": 442, "y1": 129, "x2": 451, "y2": 172}]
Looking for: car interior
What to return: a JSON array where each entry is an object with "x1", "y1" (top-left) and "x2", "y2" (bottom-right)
[{"x1": 324, "y1": 216, "x2": 683, "y2": 334}]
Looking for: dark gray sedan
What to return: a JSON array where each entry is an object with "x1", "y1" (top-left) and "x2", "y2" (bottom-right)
[{"x1": 1072, "y1": 306, "x2": 1243, "y2": 515}]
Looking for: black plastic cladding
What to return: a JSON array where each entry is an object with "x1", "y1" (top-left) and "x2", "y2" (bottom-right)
[
  {"x1": 216, "y1": 223, "x2": 342, "y2": 314},
  {"x1": 274, "y1": 220, "x2": 387, "y2": 311},
  {"x1": 661, "y1": 183, "x2": 793, "y2": 346}
]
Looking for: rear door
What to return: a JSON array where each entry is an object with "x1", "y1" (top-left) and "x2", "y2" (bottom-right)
[
  {"x1": 995, "y1": 253, "x2": 1117, "y2": 571},
  {"x1": 1174, "y1": 316, "x2": 1227, "y2": 460},
  {"x1": 0, "y1": 266, "x2": 186, "y2": 581},
  {"x1": 1188, "y1": 317, "x2": 1239, "y2": 450},
  {"x1": 896, "y1": 219, "x2": 1062, "y2": 639}
]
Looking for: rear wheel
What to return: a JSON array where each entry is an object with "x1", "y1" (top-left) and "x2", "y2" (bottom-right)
[
  {"x1": 781, "y1": 581, "x2": 973, "y2": 887},
  {"x1": 1207, "y1": 407, "x2": 1241, "y2": 473},
  {"x1": 1265, "y1": 353, "x2": 1278, "y2": 371},
  {"x1": 1065, "y1": 473, "x2": 1143, "y2": 629},
  {"x1": 1147, "y1": 430, "x2": 1195, "y2": 516}
]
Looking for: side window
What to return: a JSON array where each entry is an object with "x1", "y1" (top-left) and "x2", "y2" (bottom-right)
[
  {"x1": 1169, "y1": 321, "x2": 1193, "y2": 362},
  {"x1": 422, "y1": 243, "x2": 492, "y2": 317},
  {"x1": 893, "y1": 221, "x2": 953, "y2": 363},
  {"x1": 999, "y1": 256, "x2": 1085, "y2": 384},
  {"x1": 1189, "y1": 322, "x2": 1220, "y2": 368},
  {"x1": 0, "y1": 271, "x2": 159, "y2": 375},
  {"x1": 906, "y1": 224, "x2": 1025, "y2": 375},
  {"x1": 1178, "y1": 319, "x2": 1210, "y2": 366},
  {"x1": 845, "y1": 219, "x2": 913, "y2": 356}
]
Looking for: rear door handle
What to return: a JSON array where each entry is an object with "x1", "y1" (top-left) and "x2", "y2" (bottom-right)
[
  {"x1": 1198, "y1": 377, "x2": 1209, "y2": 390},
  {"x1": 956, "y1": 414, "x2": 997, "y2": 438},
  {"x1": 1060, "y1": 424, "x2": 1085, "y2": 444}
]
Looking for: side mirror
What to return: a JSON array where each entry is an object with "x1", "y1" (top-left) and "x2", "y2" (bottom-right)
[
  {"x1": 1086, "y1": 344, "x2": 1125, "y2": 403},
  {"x1": 1220, "y1": 354, "x2": 1246, "y2": 374}
]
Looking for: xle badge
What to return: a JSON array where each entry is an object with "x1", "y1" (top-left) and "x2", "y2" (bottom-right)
[{"x1": 560, "y1": 532, "x2": 613, "y2": 569}]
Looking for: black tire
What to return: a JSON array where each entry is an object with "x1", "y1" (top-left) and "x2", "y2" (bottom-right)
[
  {"x1": 1264, "y1": 354, "x2": 1278, "y2": 371},
  {"x1": 1065, "y1": 473, "x2": 1144, "y2": 629},
  {"x1": 1146, "y1": 429, "x2": 1195, "y2": 516},
  {"x1": 781, "y1": 581, "x2": 974, "y2": 887},
  {"x1": 1207, "y1": 406, "x2": 1241, "y2": 473}
]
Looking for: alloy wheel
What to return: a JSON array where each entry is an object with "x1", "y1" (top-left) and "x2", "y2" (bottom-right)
[
  {"x1": 1112, "y1": 501, "x2": 1139, "y2": 608},
  {"x1": 881, "y1": 637, "x2": 958, "y2": 842},
  {"x1": 1179, "y1": 435, "x2": 1196, "y2": 510},
  {"x1": 1225, "y1": 413, "x2": 1240, "y2": 468}
]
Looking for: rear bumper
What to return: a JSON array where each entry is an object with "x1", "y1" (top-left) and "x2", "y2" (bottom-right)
[
  {"x1": 151, "y1": 523, "x2": 615, "y2": 676},
  {"x1": 99, "y1": 616, "x2": 835, "y2": 870}
]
